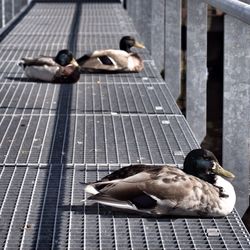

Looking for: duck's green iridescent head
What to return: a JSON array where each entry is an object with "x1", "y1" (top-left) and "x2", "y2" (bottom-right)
[
  {"x1": 55, "y1": 49, "x2": 75, "y2": 66},
  {"x1": 183, "y1": 149, "x2": 235, "y2": 182},
  {"x1": 119, "y1": 36, "x2": 145, "y2": 52}
]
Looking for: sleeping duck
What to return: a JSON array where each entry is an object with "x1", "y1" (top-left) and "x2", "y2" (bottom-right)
[
  {"x1": 19, "y1": 49, "x2": 80, "y2": 83},
  {"x1": 83, "y1": 149, "x2": 236, "y2": 217},
  {"x1": 77, "y1": 36, "x2": 145, "y2": 73}
]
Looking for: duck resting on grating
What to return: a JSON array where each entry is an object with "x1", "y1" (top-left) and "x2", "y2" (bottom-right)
[
  {"x1": 83, "y1": 149, "x2": 236, "y2": 217},
  {"x1": 77, "y1": 36, "x2": 145, "y2": 73},
  {"x1": 19, "y1": 49, "x2": 80, "y2": 83}
]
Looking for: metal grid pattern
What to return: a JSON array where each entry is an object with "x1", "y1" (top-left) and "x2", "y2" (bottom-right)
[
  {"x1": 0, "y1": 114, "x2": 194, "y2": 165},
  {"x1": 8, "y1": 3, "x2": 76, "y2": 35},
  {"x1": 0, "y1": 81, "x2": 180, "y2": 114},
  {"x1": 0, "y1": 164, "x2": 250, "y2": 250},
  {"x1": 0, "y1": 0, "x2": 249, "y2": 249}
]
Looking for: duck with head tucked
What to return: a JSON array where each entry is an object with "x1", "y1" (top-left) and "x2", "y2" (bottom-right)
[
  {"x1": 19, "y1": 49, "x2": 80, "y2": 83},
  {"x1": 83, "y1": 149, "x2": 236, "y2": 217},
  {"x1": 77, "y1": 36, "x2": 145, "y2": 73}
]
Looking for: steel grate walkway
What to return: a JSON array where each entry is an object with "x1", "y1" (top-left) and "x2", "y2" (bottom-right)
[{"x1": 0, "y1": 0, "x2": 250, "y2": 249}]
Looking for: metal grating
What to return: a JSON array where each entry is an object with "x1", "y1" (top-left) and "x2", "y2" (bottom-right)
[
  {"x1": 0, "y1": 114, "x2": 195, "y2": 165},
  {"x1": 0, "y1": 0, "x2": 249, "y2": 249},
  {"x1": 0, "y1": 164, "x2": 250, "y2": 250},
  {"x1": 0, "y1": 82, "x2": 180, "y2": 114}
]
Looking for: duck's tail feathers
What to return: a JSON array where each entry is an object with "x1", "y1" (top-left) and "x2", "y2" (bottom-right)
[
  {"x1": 84, "y1": 183, "x2": 100, "y2": 195},
  {"x1": 88, "y1": 193, "x2": 136, "y2": 211},
  {"x1": 81, "y1": 183, "x2": 99, "y2": 203}
]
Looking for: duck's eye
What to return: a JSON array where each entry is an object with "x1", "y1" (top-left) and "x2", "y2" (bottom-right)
[
  {"x1": 203, "y1": 157, "x2": 210, "y2": 161},
  {"x1": 211, "y1": 164, "x2": 216, "y2": 170}
]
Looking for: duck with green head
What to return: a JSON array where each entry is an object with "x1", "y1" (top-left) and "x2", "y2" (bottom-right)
[
  {"x1": 83, "y1": 149, "x2": 236, "y2": 217},
  {"x1": 77, "y1": 36, "x2": 145, "y2": 73},
  {"x1": 19, "y1": 49, "x2": 80, "y2": 83}
]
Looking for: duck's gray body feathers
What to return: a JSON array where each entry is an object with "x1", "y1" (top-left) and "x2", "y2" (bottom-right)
[
  {"x1": 20, "y1": 56, "x2": 80, "y2": 83},
  {"x1": 84, "y1": 165, "x2": 236, "y2": 217},
  {"x1": 78, "y1": 49, "x2": 144, "y2": 73},
  {"x1": 22, "y1": 57, "x2": 59, "y2": 82}
]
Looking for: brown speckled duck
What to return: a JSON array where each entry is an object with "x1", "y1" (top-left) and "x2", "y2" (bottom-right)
[
  {"x1": 83, "y1": 149, "x2": 236, "y2": 217},
  {"x1": 19, "y1": 50, "x2": 80, "y2": 83},
  {"x1": 77, "y1": 36, "x2": 145, "y2": 73}
]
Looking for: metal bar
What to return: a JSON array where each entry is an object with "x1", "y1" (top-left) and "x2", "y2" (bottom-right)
[
  {"x1": 164, "y1": 0, "x2": 181, "y2": 100},
  {"x1": 186, "y1": 0, "x2": 207, "y2": 143},
  {"x1": 126, "y1": 0, "x2": 133, "y2": 17},
  {"x1": 1, "y1": 0, "x2": 5, "y2": 27},
  {"x1": 12, "y1": 0, "x2": 14, "y2": 18},
  {"x1": 137, "y1": 0, "x2": 152, "y2": 55},
  {"x1": 203, "y1": 0, "x2": 250, "y2": 25},
  {"x1": 223, "y1": 14, "x2": 250, "y2": 216},
  {"x1": 150, "y1": 0, "x2": 165, "y2": 70},
  {"x1": 4, "y1": 167, "x2": 29, "y2": 249}
]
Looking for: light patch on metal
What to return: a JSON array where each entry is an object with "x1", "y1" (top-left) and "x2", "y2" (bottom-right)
[
  {"x1": 173, "y1": 151, "x2": 183, "y2": 156},
  {"x1": 147, "y1": 86, "x2": 154, "y2": 90},
  {"x1": 161, "y1": 120, "x2": 170, "y2": 124},
  {"x1": 155, "y1": 106, "x2": 163, "y2": 111},
  {"x1": 206, "y1": 228, "x2": 220, "y2": 237}
]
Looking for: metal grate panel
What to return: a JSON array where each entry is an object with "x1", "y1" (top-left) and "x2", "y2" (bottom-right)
[
  {"x1": 0, "y1": 164, "x2": 250, "y2": 250},
  {"x1": 0, "y1": 0, "x2": 249, "y2": 249},
  {"x1": 0, "y1": 114, "x2": 196, "y2": 165},
  {"x1": 0, "y1": 82, "x2": 180, "y2": 115}
]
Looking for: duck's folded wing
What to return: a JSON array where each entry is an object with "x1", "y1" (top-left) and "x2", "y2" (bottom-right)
[
  {"x1": 21, "y1": 57, "x2": 57, "y2": 66},
  {"x1": 85, "y1": 171, "x2": 158, "y2": 212},
  {"x1": 77, "y1": 49, "x2": 130, "y2": 72},
  {"x1": 91, "y1": 49, "x2": 129, "y2": 58},
  {"x1": 100, "y1": 165, "x2": 161, "y2": 181},
  {"x1": 85, "y1": 168, "x2": 221, "y2": 215},
  {"x1": 88, "y1": 191, "x2": 157, "y2": 212},
  {"x1": 85, "y1": 169, "x2": 188, "y2": 212},
  {"x1": 79, "y1": 57, "x2": 126, "y2": 72}
]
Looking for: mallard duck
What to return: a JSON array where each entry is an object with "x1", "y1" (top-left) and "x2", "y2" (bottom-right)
[
  {"x1": 77, "y1": 36, "x2": 145, "y2": 73},
  {"x1": 19, "y1": 50, "x2": 80, "y2": 83},
  {"x1": 83, "y1": 149, "x2": 236, "y2": 217}
]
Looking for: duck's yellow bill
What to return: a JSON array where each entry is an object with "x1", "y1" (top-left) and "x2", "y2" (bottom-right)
[
  {"x1": 134, "y1": 41, "x2": 145, "y2": 49},
  {"x1": 212, "y1": 162, "x2": 235, "y2": 179}
]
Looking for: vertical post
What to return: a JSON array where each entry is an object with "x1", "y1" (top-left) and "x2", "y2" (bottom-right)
[
  {"x1": 186, "y1": 0, "x2": 207, "y2": 143},
  {"x1": 150, "y1": 0, "x2": 165, "y2": 71},
  {"x1": 127, "y1": 0, "x2": 163, "y2": 71},
  {"x1": 126, "y1": 0, "x2": 134, "y2": 17},
  {"x1": 131, "y1": 0, "x2": 152, "y2": 53},
  {"x1": 223, "y1": 15, "x2": 250, "y2": 217},
  {"x1": 0, "y1": 0, "x2": 2, "y2": 27},
  {"x1": 12, "y1": 0, "x2": 14, "y2": 17},
  {"x1": 164, "y1": 0, "x2": 182, "y2": 100},
  {"x1": 129, "y1": 0, "x2": 139, "y2": 30},
  {"x1": 1, "y1": 0, "x2": 5, "y2": 27}
]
